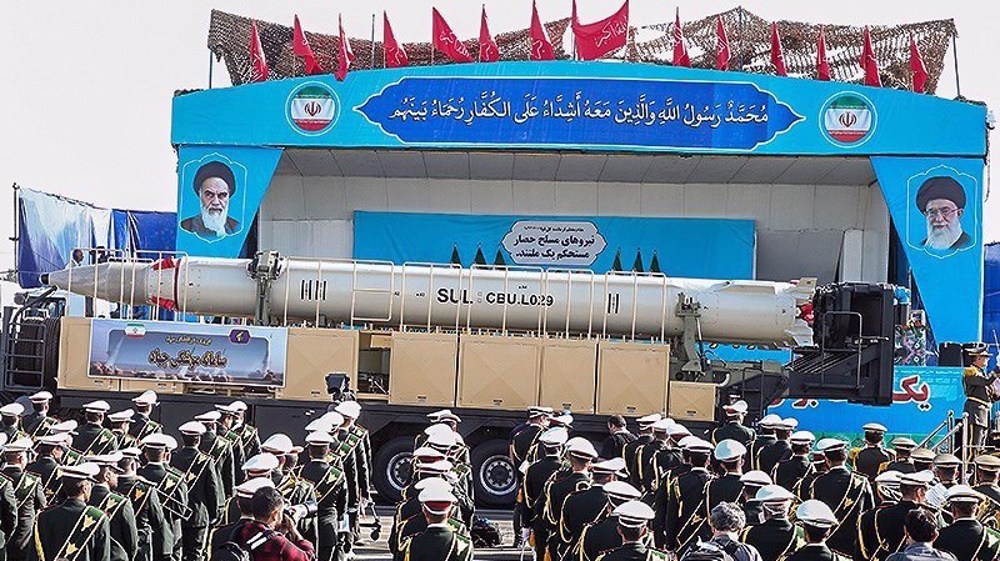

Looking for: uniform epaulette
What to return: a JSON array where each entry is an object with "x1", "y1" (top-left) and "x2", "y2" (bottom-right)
[
  {"x1": 646, "y1": 548, "x2": 670, "y2": 561},
  {"x1": 84, "y1": 504, "x2": 107, "y2": 521}
]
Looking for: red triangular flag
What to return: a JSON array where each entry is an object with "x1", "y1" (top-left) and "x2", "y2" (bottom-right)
[
  {"x1": 292, "y1": 16, "x2": 323, "y2": 75},
  {"x1": 479, "y1": 5, "x2": 500, "y2": 62},
  {"x1": 860, "y1": 26, "x2": 881, "y2": 87},
  {"x1": 248, "y1": 20, "x2": 269, "y2": 82},
  {"x1": 672, "y1": 8, "x2": 690, "y2": 68},
  {"x1": 816, "y1": 26, "x2": 831, "y2": 81},
  {"x1": 529, "y1": 1, "x2": 555, "y2": 61},
  {"x1": 432, "y1": 8, "x2": 473, "y2": 63},
  {"x1": 335, "y1": 15, "x2": 354, "y2": 82},
  {"x1": 909, "y1": 33, "x2": 928, "y2": 93},
  {"x1": 572, "y1": 0, "x2": 629, "y2": 61},
  {"x1": 384, "y1": 12, "x2": 409, "y2": 68},
  {"x1": 770, "y1": 22, "x2": 787, "y2": 77},
  {"x1": 716, "y1": 15, "x2": 730, "y2": 71}
]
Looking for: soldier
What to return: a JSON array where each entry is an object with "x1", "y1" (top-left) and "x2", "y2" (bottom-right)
[
  {"x1": 757, "y1": 418, "x2": 796, "y2": 476},
  {"x1": 0, "y1": 435, "x2": 16, "y2": 558},
  {"x1": 299, "y1": 431, "x2": 349, "y2": 561},
  {"x1": 525, "y1": 427, "x2": 568, "y2": 561},
  {"x1": 593, "y1": 500, "x2": 667, "y2": 561},
  {"x1": 50, "y1": 420, "x2": 85, "y2": 466},
  {"x1": 739, "y1": 471, "x2": 773, "y2": 527},
  {"x1": 963, "y1": 344, "x2": 997, "y2": 450},
  {"x1": 226, "y1": 401, "x2": 261, "y2": 459},
  {"x1": 87, "y1": 453, "x2": 138, "y2": 561},
  {"x1": 774, "y1": 431, "x2": 814, "y2": 491},
  {"x1": 741, "y1": 485, "x2": 803, "y2": 561},
  {"x1": 853, "y1": 423, "x2": 895, "y2": 481},
  {"x1": 261, "y1": 434, "x2": 317, "y2": 539},
  {"x1": 129, "y1": 392, "x2": 161, "y2": 442},
  {"x1": 856, "y1": 470, "x2": 933, "y2": 560},
  {"x1": 172, "y1": 421, "x2": 223, "y2": 561},
  {"x1": 0, "y1": 403, "x2": 26, "y2": 442},
  {"x1": 224, "y1": 454, "x2": 280, "y2": 523},
  {"x1": 334, "y1": 400, "x2": 371, "y2": 541},
  {"x1": 29, "y1": 463, "x2": 111, "y2": 561},
  {"x1": 787, "y1": 500, "x2": 850, "y2": 561},
  {"x1": 558, "y1": 457, "x2": 625, "y2": 560},
  {"x1": 884, "y1": 438, "x2": 918, "y2": 474},
  {"x1": 928, "y1": 454, "x2": 962, "y2": 509},
  {"x1": 748, "y1": 415, "x2": 781, "y2": 472},
  {"x1": 388, "y1": 462, "x2": 456, "y2": 556},
  {"x1": 511, "y1": 406, "x2": 553, "y2": 471},
  {"x1": 936, "y1": 485, "x2": 1000, "y2": 561},
  {"x1": 396, "y1": 485, "x2": 473, "y2": 561},
  {"x1": 599, "y1": 416, "x2": 635, "y2": 461},
  {"x1": 972, "y1": 455, "x2": 1000, "y2": 504},
  {"x1": 872, "y1": 470, "x2": 903, "y2": 506},
  {"x1": 26, "y1": 432, "x2": 69, "y2": 499},
  {"x1": 649, "y1": 420, "x2": 686, "y2": 499},
  {"x1": 796, "y1": 451, "x2": 827, "y2": 501},
  {"x1": 213, "y1": 406, "x2": 246, "y2": 488},
  {"x1": 137, "y1": 434, "x2": 188, "y2": 561},
  {"x1": 706, "y1": 440, "x2": 747, "y2": 515},
  {"x1": 638, "y1": 419, "x2": 673, "y2": 496},
  {"x1": 575, "y1": 481, "x2": 642, "y2": 561},
  {"x1": 713, "y1": 400, "x2": 756, "y2": 446},
  {"x1": 75, "y1": 401, "x2": 117, "y2": 457},
  {"x1": 623, "y1": 414, "x2": 659, "y2": 489},
  {"x1": 116, "y1": 448, "x2": 172, "y2": 561},
  {"x1": 108, "y1": 410, "x2": 138, "y2": 450},
  {"x1": 391, "y1": 477, "x2": 470, "y2": 557},
  {"x1": 542, "y1": 438, "x2": 598, "y2": 561},
  {"x1": 805, "y1": 438, "x2": 874, "y2": 557},
  {"x1": 912, "y1": 448, "x2": 937, "y2": 473},
  {"x1": 22, "y1": 392, "x2": 56, "y2": 439},
  {"x1": 664, "y1": 438, "x2": 715, "y2": 554},
  {"x1": 195, "y1": 411, "x2": 235, "y2": 497},
  {"x1": 206, "y1": 477, "x2": 271, "y2": 560},
  {"x1": 3, "y1": 437, "x2": 45, "y2": 561}
]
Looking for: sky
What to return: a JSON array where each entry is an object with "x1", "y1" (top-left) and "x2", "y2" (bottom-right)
[{"x1": 0, "y1": 0, "x2": 996, "y2": 283}]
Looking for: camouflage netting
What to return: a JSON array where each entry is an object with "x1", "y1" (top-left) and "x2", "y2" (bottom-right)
[{"x1": 209, "y1": 7, "x2": 956, "y2": 94}]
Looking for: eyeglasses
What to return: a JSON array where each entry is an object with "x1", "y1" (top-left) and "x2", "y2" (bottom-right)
[{"x1": 923, "y1": 207, "x2": 958, "y2": 219}]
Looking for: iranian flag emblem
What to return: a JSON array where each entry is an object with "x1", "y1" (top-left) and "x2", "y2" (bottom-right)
[
  {"x1": 823, "y1": 94, "x2": 874, "y2": 144},
  {"x1": 124, "y1": 323, "x2": 146, "y2": 338},
  {"x1": 289, "y1": 85, "x2": 337, "y2": 133}
]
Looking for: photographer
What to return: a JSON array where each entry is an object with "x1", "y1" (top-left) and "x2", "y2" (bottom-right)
[{"x1": 236, "y1": 486, "x2": 315, "y2": 561}]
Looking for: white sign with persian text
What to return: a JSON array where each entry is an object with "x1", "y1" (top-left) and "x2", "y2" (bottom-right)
[{"x1": 501, "y1": 220, "x2": 607, "y2": 266}]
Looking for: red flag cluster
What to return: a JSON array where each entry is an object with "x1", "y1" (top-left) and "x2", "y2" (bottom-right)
[
  {"x1": 384, "y1": 13, "x2": 408, "y2": 68},
  {"x1": 571, "y1": 0, "x2": 629, "y2": 61}
]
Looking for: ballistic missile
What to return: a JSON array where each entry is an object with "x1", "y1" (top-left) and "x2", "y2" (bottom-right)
[{"x1": 43, "y1": 254, "x2": 815, "y2": 347}]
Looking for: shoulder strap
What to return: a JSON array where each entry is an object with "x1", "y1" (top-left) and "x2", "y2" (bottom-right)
[
  {"x1": 137, "y1": 419, "x2": 161, "y2": 441},
  {"x1": 98, "y1": 491, "x2": 130, "y2": 520},
  {"x1": 128, "y1": 479, "x2": 155, "y2": 516},
  {"x1": 15, "y1": 472, "x2": 40, "y2": 509},
  {"x1": 80, "y1": 428, "x2": 116, "y2": 457},
  {"x1": 54, "y1": 505, "x2": 107, "y2": 561},
  {"x1": 312, "y1": 463, "x2": 345, "y2": 503}
]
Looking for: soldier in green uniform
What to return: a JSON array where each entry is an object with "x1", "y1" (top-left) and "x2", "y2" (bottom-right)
[
  {"x1": 963, "y1": 344, "x2": 998, "y2": 450},
  {"x1": 206, "y1": 477, "x2": 271, "y2": 561},
  {"x1": 22, "y1": 392, "x2": 56, "y2": 439},
  {"x1": 787, "y1": 500, "x2": 851, "y2": 561},
  {"x1": 742, "y1": 485, "x2": 804, "y2": 561},
  {"x1": 623, "y1": 414, "x2": 659, "y2": 490},
  {"x1": 29, "y1": 463, "x2": 111, "y2": 561},
  {"x1": 512, "y1": 407, "x2": 553, "y2": 470},
  {"x1": 774, "y1": 431, "x2": 814, "y2": 491},
  {"x1": 739, "y1": 470, "x2": 772, "y2": 527},
  {"x1": 871, "y1": 469, "x2": 903, "y2": 506},
  {"x1": 936, "y1": 485, "x2": 1000, "y2": 561},
  {"x1": 3, "y1": 437, "x2": 46, "y2": 561},
  {"x1": 226, "y1": 401, "x2": 261, "y2": 459},
  {"x1": 795, "y1": 451, "x2": 827, "y2": 501},
  {"x1": 523, "y1": 427, "x2": 568, "y2": 561},
  {"x1": 115, "y1": 448, "x2": 172, "y2": 561},
  {"x1": 107, "y1": 410, "x2": 138, "y2": 451},
  {"x1": 391, "y1": 477, "x2": 470, "y2": 557},
  {"x1": 575, "y1": 481, "x2": 642, "y2": 561},
  {"x1": 49, "y1": 420, "x2": 85, "y2": 467},
  {"x1": 911, "y1": 448, "x2": 937, "y2": 473},
  {"x1": 172, "y1": 422, "x2": 224, "y2": 561},
  {"x1": 705, "y1": 440, "x2": 747, "y2": 515},
  {"x1": 664, "y1": 438, "x2": 715, "y2": 555},
  {"x1": 299, "y1": 430, "x2": 349, "y2": 561},
  {"x1": 74, "y1": 401, "x2": 117, "y2": 458},
  {"x1": 972, "y1": 455, "x2": 1000, "y2": 505},
  {"x1": 757, "y1": 417, "x2": 796, "y2": 476},
  {"x1": 0, "y1": 434, "x2": 18, "y2": 559},
  {"x1": 0, "y1": 403, "x2": 27, "y2": 442},
  {"x1": 388, "y1": 461, "x2": 455, "y2": 556},
  {"x1": 396, "y1": 485, "x2": 473, "y2": 561},
  {"x1": 884, "y1": 437, "x2": 918, "y2": 475},
  {"x1": 87, "y1": 453, "x2": 138, "y2": 561},
  {"x1": 558, "y1": 458, "x2": 625, "y2": 559},
  {"x1": 594, "y1": 500, "x2": 668, "y2": 561},
  {"x1": 128, "y1": 392, "x2": 161, "y2": 442},
  {"x1": 648, "y1": 420, "x2": 685, "y2": 499},
  {"x1": 215, "y1": 405, "x2": 248, "y2": 488},
  {"x1": 713, "y1": 401, "x2": 756, "y2": 446},
  {"x1": 805, "y1": 438, "x2": 874, "y2": 558},
  {"x1": 137, "y1": 434, "x2": 188, "y2": 561},
  {"x1": 637, "y1": 419, "x2": 673, "y2": 496},
  {"x1": 748, "y1": 415, "x2": 781, "y2": 473},
  {"x1": 542, "y1": 438, "x2": 598, "y2": 561},
  {"x1": 333, "y1": 400, "x2": 371, "y2": 542},
  {"x1": 853, "y1": 423, "x2": 895, "y2": 481},
  {"x1": 195, "y1": 411, "x2": 235, "y2": 498},
  {"x1": 261, "y1": 434, "x2": 317, "y2": 538},
  {"x1": 26, "y1": 433, "x2": 70, "y2": 500},
  {"x1": 226, "y1": 454, "x2": 281, "y2": 524}
]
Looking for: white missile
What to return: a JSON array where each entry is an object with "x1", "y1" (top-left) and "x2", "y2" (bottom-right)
[{"x1": 43, "y1": 255, "x2": 816, "y2": 347}]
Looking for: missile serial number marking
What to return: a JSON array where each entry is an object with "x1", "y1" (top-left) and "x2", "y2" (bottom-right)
[
  {"x1": 300, "y1": 279, "x2": 328, "y2": 302},
  {"x1": 436, "y1": 288, "x2": 554, "y2": 307}
]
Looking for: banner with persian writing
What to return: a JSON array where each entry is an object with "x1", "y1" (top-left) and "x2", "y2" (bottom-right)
[{"x1": 87, "y1": 319, "x2": 288, "y2": 387}]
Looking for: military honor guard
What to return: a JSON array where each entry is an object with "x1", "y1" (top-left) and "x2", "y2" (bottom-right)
[
  {"x1": 741, "y1": 485, "x2": 803, "y2": 561},
  {"x1": 558, "y1": 457, "x2": 625, "y2": 559},
  {"x1": 3, "y1": 437, "x2": 44, "y2": 561},
  {"x1": 787, "y1": 500, "x2": 850, "y2": 561},
  {"x1": 27, "y1": 433, "x2": 69, "y2": 500},
  {"x1": 883, "y1": 437, "x2": 918, "y2": 474},
  {"x1": 706, "y1": 440, "x2": 747, "y2": 514},
  {"x1": 107, "y1": 410, "x2": 138, "y2": 451},
  {"x1": 757, "y1": 418, "x2": 796, "y2": 476},
  {"x1": 137, "y1": 433, "x2": 188, "y2": 561},
  {"x1": 713, "y1": 400, "x2": 756, "y2": 446},
  {"x1": 972, "y1": 454, "x2": 1000, "y2": 505},
  {"x1": 623, "y1": 414, "x2": 659, "y2": 490},
  {"x1": 0, "y1": 404, "x2": 26, "y2": 443},
  {"x1": 738, "y1": 470, "x2": 773, "y2": 527},
  {"x1": 805, "y1": 438, "x2": 874, "y2": 557},
  {"x1": 129, "y1": 392, "x2": 161, "y2": 442},
  {"x1": 935, "y1": 485, "x2": 1000, "y2": 561},
  {"x1": 856, "y1": 469, "x2": 934, "y2": 560},
  {"x1": 774, "y1": 431, "x2": 814, "y2": 491},
  {"x1": 115, "y1": 448, "x2": 172, "y2": 561},
  {"x1": 206, "y1": 477, "x2": 272, "y2": 560},
  {"x1": 29, "y1": 463, "x2": 111, "y2": 561},
  {"x1": 86, "y1": 453, "x2": 137, "y2": 561},
  {"x1": 593, "y1": 500, "x2": 668, "y2": 561},
  {"x1": 22, "y1": 392, "x2": 55, "y2": 440},
  {"x1": 853, "y1": 423, "x2": 895, "y2": 481},
  {"x1": 395, "y1": 484, "x2": 473, "y2": 561},
  {"x1": 173, "y1": 421, "x2": 223, "y2": 561},
  {"x1": 542, "y1": 437, "x2": 598, "y2": 560},
  {"x1": 928, "y1": 454, "x2": 962, "y2": 508},
  {"x1": 298, "y1": 430, "x2": 348, "y2": 561},
  {"x1": 575, "y1": 481, "x2": 643, "y2": 561},
  {"x1": 664, "y1": 437, "x2": 714, "y2": 554}
]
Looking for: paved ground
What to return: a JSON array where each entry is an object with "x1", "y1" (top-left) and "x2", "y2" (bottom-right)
[{"x1": 353, "y1": 508, "x2": 523, "y2": 560}]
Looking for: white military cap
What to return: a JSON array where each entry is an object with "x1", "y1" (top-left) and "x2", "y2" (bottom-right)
[
  {"x1": 946, "y1": 485, "x2": 983, "y2": 504},
  {"x1": 426, "y1": 429, "x2": 458, "y2": 449},
  {"x1": 723, "y1": 400, "x2": 749, "y2": 415},
  {"x1": 790, "y1": 431, "x2": 816, "y2": 446},
  {"x1": 320, "y1": 411, "x2": 346, "y2": 426},
  {"x1": 816, "y1": 438, "x2": 847, "y2": 453},
  {"x1": 334, "y1": 401, "x2": 362, "y2": 419},
  {"x1": 86, "y1": 452, "x2": 125, "y2": 471},
  {"x1": 677, "y1": 435, "x2": 700, "y2": 449},
  {"x1": 132, "y1": 391, "x2": 158, "y2": 405},
  {"x1": 29, "y1": 391, "x2": 53, "y2": 403},
  {"x1": 215, "y1": 403, "x2": 241, "y2": 415},
  {"x1": 667, "y1": 423, "x2": 691, "y2": 438},
  {"x1": 3, "y1": 437, "x2": 33, "y2": 453},
  {"x1": 758, "y1": 414, "x2": 782, "y2": 428},
  {"x1": 49, "y1": 420, "x2": 78, "y2": 434},
  {"x1": 652, "y1": 418, "x2": 675, "y2": 433},
  {"x1": 636, "y1": 413, "x2": 662, "y2": 425},
  {"x1": 714, "y1": 439, "x2": 747, "y2": 461},
  {"x1": 796, "y1": 500, "x2": 838, "y2": 528},
  {"x1": 229, "y1": 400, "x2": 248, "y2": 412},
  {"x1": 565, "y1": 437, "x2": 598, "y2": 460},
  {"x1": 38, "y1": 433, "x2": 71, "y2": 446},
  {"x1": 236, "y1": 477, "x2": 275, "y2": 499},
  {"x1": 413, "y1": 477, "x2": 453, "y2": 492},
  {"x1": 194, "y1": 410, "x2": 221, "y2": 422},
  {"x1": 118, "y1": 447, "x2": 142, "y2": 459},
  {"x1": 304, "y1": 418, "x2": 335, "y2": 434},
  {"x1": 592, "y1": 457, "x2": 627, "y2": 475},
  {"x1": 261, "y1": 434, "x2": 294, "y2": 455},
  {"x1": 604, "y1": 481, "x2": 642, "y2": 502},
  {"x1": 423, "y1": 423, "x2": 453, "y2": 437},
  {"x1": 418, "y1": 459, "x2": 454, "y2": 475},
  {"x1": 875, "y1": 470, "x2": 902, "y2": 486},
  {"x1": 685, "y1": 438, "x2": 714, "y2": 454},
  {"x1": 756, "y1": 485, "x2": 795, "y2": 503},
  {"x1": 305, "y1": 431, "x2": 334, "y2": 445},
  {"x1": 777, "y1": 417, "x2": 799, "y2": 430},
  {"x1": 740, "y1": 470, "x2": 773, "y2": 486},
  {"x1": 427, "y1": 409, "x2": 461, "y2": 423},
  {"x1": 178, "y1": 421, "x2": 207, "y2": 436},
  {"x1": 863, "y1": 422, "x2": 888, "y2": 433},
  {"x1": 108, "y1": 409, "x2": 135, "y2": 423},
  {"x1": 891, "y1": 436, "x2": 918, "y2": 450},
  {"x1": 0, "y1": 403, "x2": 24, "y2": 417},
  {"x1": 141, "y1": 433, "x2": 171, "y2": 450},
  {"x1": 538, "y1": 427, "x2": 569, "y2": 446},
  {"x1": 527, "y1": 406, "x2": 554, "y2": 418},
  {"x1": 83, "y1": 400, "x2": 111, "y2": 413},
  {"x1": 242, "y1": 453, "x2": 280, "y2": 473},
  {"x1": 162, "y1": 435, "x2": 178, "y2": 451},
  {"x1": 613, "y1": 500, "x2": 655, "y2": 528},
  {"x1": 550, "y1": 413, "x2": 574, "y2": 427},
  {"x1": 934, "y1": 454, "x2": 961, "y2": 467},
  {"x1": 413, "y1": 447, "x2": 447, "y2": 462},
  {"x1": 418, "y1": 487, "x2": 458, "y2": 515},
  {"x1": 899, "y1": 470, "x2": 935, "y2": 487},
  {"x1": 59, "y1": 462, "x2": 100, "y2": 481}
]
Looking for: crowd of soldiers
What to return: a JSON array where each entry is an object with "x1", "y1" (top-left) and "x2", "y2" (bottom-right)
[
  {"x1": 0, "y1": 389, "x2": 375, "y2": 561},
  {"x1": 509, "y1": 396, "x2": 1000, "y2": 561}
]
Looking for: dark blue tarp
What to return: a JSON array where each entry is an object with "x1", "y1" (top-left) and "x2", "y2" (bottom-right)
[
  {"x1": 985, "y1": 242, "x2": 1000, "y2": 362},
  {"x1": 111, "y1": 209, "x2": 177, "y2": 256}
]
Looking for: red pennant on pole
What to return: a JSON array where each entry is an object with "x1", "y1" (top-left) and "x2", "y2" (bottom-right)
[
  {"x1": 529, "y1": 1, "x2": 555, "y2": 61},
  {"x1": 571, "y1": 0, "x2": 629, "y2": 61},
  {"x1": 292, "y1": 15, "x2": 323, "y2": 75},
  {"x1": 432, "y1": 8, "x2": 473, "y2": 63},
  {"x1": 770, "y1": 23, "x2": 787, "y2": 77},
  {"x1": 672, "y1": 8, "x2": 690, "y2": 68},
  {"x1": 335, "y1": 15, "x2": 354, "y2": 82},
  {"x1": 909, "y1": 33, "x2": 928, "y2": 93},
  {"x1": 860, "y1": 26, "x2": 881, "y2": 87},
  {"x1": 479, "y1": 5, "x2": 500, "y2": 62},
  {"x1": 248, "y1": 20, "x2": 269, "y2": 82},
  {"x1": 816, "y1": 26, "x2": 831, "y2": 81},
  {"x1": 716, "y1": 15, "x2": 730, "y2": 70},
  {"x1": 383, "y1": 12, "x2": 409, "y2": 68}
]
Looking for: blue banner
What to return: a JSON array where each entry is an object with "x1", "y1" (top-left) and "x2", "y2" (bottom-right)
[
  {"x1": 353, "y1": 211, "x2": 755, "y2": 279},
  {"x1": 175, "y1": 145, "x2": 283, "y2": 258}
]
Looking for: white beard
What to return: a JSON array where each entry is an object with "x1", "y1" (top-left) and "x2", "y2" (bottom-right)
[
  {"x1": 925, "y1": 221, "x2": 962, "y2": 250},
  {"x1": 201, "y1": 207, "x2": 228, "y2": 237}
]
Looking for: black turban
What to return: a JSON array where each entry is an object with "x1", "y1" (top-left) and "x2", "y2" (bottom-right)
[
  {"x1": 915, "y1": 176, "x2": 965, "y2": 212},
  {"x1": 193, "y1": 161, "x2": 236, "y2": 196}
]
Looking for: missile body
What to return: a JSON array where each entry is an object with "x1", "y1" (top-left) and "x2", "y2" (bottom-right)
[{"x1": 44, "y1": 255, "x2": 815, "y2": 347}]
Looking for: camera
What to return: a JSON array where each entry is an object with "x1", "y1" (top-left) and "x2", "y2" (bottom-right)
[{"x1": 288, "y1": 502, "x2": 318, "y2": 522}]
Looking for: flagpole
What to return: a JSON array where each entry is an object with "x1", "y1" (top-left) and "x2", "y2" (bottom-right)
[
  {"x1": 383, "y1": 13, "x2": 387, "y2": 69},
  {"x1": 208, "y1": 48, "x2": 214, "y2": 89},
  {"x1": 370, "y1": 14, "x2": 376, "y2": 70},
  {"x1": 952, "y1": 33, "x2": 962, "y2": 98},
  {"x1": 737, "y1": 6, "x2": 744, "y2": 71}
]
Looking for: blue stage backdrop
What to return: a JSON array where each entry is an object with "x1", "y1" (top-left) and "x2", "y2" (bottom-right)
[{"x1": 353, "y1": 211, "x2": 756, "y2": 280}]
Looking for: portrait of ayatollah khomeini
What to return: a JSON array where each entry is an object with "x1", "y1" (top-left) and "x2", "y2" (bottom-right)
[
  {"x1": 916, "y1": 175, "x2": 973, "y2": 253},
  {"x1": 180, "y1": 161, "x2": 240, "y2": 239}
]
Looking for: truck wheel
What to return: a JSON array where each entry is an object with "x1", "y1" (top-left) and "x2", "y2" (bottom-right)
[
  {"x1": 470, "y1": 439, "x2": 518, "y2": 507},
  {"x1": 373, "y1": 436, "x2": 414, "y2": 504}
]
